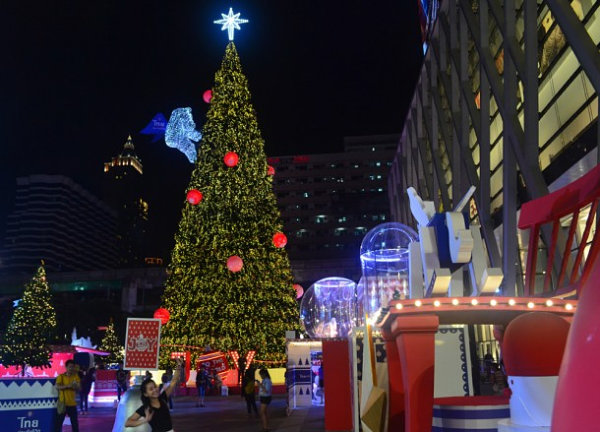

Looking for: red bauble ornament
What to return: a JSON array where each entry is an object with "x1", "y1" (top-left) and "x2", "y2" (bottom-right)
[
  {"x1": 272, "y1": 232, "x2": 287, "y2": 248},
  {"x1": 227, "y1": 255, "x2": 243, "y2": 272},
  {"x1": 502, "y1": 311, "x2": 570, "y2": 376},
  {"x1": 224, "y1": 152, "x2": 239, "y2": 167},
  {"x1": 293, "y1": 284, "x2": 304, "y2": 299},
  {"x1": 186, "y1": 189, "x2": 203, "y2": 205},
  {"x1": 203, "y1": 89, "x2": 213, "y2": 103},
  {"x1": 267, "y1": 165, "x2": 276, "y2": 176},
  {"x1": 153, "y1": 307, "x2": 170, "y2": 325}
]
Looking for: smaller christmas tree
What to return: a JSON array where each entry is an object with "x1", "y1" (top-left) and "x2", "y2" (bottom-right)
[
  {"x1": 100, "y1": 319, "x2": 123, "y2": 364},
  {"x1": 0, "y1": 263, "x2": 57, "y2": 375}
]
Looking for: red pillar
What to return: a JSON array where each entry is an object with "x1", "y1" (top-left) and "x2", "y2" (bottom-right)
[
  {"x1": 552, "y1": 262, "x2": 600, "y2": 431},
  {"x1": 322, "y1": 339, "x2": 353, "y2": 431},
  {"x1": 382, "y1": 329, "x2": 405, "y2": 432},
  {"x1": 391, "y1": 315, "x2": 439, "y2": 432}
]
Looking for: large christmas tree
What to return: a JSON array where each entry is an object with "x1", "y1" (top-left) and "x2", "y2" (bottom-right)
[
  {"x1": 160, "y1": 43, "x2": 300, "y2": 364},
  {"x1": 0, "y1": 264, "x2": 57, "y2": 374}
]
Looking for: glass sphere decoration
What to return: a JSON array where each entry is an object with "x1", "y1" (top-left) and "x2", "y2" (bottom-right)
[
  {"x1": 360, "y1": 222, "x2": 418, "y2": 318},
  {"x1": 153, "y1": 307, "x2": 170, "y2": 325},
  {"x1": 293, "y1": 284, "x2": 304, "y2": 299},
  {"x1": 203, "y1": 89, "x2": 213, "y2": 103},
  {"x1": 224, "y1": 151, "x2": 239, "y2": 167},
  {"x1": 300, "y1": 277, "x2": 357, "y2": 339},
  {"x1": 227, "y1": 255, "x2": 243, "y2": 272},
  {"x1": 272, "y1": 232, "x2": 287, "y2": 248},
  {"x1": 186, "y1": 189, "x2": 203, "y2": 205},
  {"x1": 267, "y1": 165, "x2": 275, "y2": 176}
]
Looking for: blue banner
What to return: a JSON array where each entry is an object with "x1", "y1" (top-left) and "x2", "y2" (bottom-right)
[{"x1": 0, "y1": 378, "x2": 58, "y2": 432}]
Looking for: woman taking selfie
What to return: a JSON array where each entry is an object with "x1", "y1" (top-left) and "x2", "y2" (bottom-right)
[{"x1": 125, "y1": 357, "x2": 183, "y2": 432}]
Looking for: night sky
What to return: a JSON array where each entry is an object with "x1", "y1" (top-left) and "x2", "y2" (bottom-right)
[{"x1": 1, "y1": 1, "x2": 423, "y2": 258}]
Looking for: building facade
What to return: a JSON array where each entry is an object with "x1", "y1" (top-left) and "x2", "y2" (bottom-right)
[
  {"x1": 271, "y1": 134, "x2": 398, "y2": 284},
  {"x1": 103, "y1": 135, "x2": 149, "y2": 267},
  {"x1": 1, "y1": 175, "x2": 118, "y2": 274},
  {"x1": 389, "y1": 0, "x2": 600, "y2": 298}
]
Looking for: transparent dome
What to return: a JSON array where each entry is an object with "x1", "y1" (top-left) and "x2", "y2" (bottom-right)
[
  {"x1": 360, "y1": 222, "x2": 418, "y2": 317},
  {"x1": 300, "y1": 277, "x2": 357, "y2": 339}
]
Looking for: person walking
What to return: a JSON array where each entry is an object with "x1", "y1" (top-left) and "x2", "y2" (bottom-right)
[
  {"x1": 125, "y1": 357, "x2": 183, "y2": 432},
  {"x1": 195, "y1": 364, "x2": 210, "y2": 407},
  {"x1": 116, "y1": 363, "x2": 129, "y2": 402},
  {"x1": 55, "y1": 359, "x2": 81, "y2": 432},
  {"x1": 241, "y1": 367, "x2": 258, "y2": 417},
  {"x1": 159, "y1": 371, "x2": 174, "y2": 410},
  {"x1": 256, "y1": 368, "x2": 272, "y2": 432},
  {"x1": 79, "y1": 367, "x2": 94, "y2": 415}
]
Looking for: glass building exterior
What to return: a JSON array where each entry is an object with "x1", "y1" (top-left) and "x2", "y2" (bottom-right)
[{"x1": 389, "y1": 0, "x2": 600, "y2": 298}]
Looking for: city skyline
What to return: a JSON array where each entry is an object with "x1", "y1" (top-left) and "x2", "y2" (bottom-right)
[{"x1": 1, "y1": 1, "x2": 422, "y2": 259}]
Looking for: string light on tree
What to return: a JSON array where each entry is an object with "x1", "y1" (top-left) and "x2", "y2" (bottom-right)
[
  {"x1": 267, "y1": 165, "x2": 275, "y2": 176},
  {"x1": 214, "y1": 8, "x2": 249, "y2": 41}
]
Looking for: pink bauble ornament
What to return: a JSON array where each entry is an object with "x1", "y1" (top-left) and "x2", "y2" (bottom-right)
[
  {"x1": 224, "y1": 152, "x2": 239, "y2": 167},
  {"x1": 227, "y1": 255, "x2": 243, "y2": 272},
  {"x1": 186, "y1": 189, "x2": 203, "y2": 205},
  {"x1": 272, "y1": 232, "x2": 287, "y2": 248},
  {"x1": 293, "y1": 284, "x2": 304, "y2": 299},
  {"x1": 153, "y1": 307, "x2": 170, "y2": 325},
  {"x1": 267, "y1": 165, "x2": 275, "y2": 176},
  {"x1": 203, "y1": 89, "x2": 213, "y2": 103}
]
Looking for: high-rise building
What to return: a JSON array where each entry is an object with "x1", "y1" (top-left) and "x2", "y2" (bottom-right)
[
  {"x1": 390, "y1": 0, "x2": 600, "y2": 361},
  {"x1": 103, "y1": 135, "x2": 148, "y2": 267},
  {"x1": 1, "y1": 175, "x2": 118, "y2": 274},
  {"x1": 271, "y1": 134, "x2": 398, "y2": 283}
]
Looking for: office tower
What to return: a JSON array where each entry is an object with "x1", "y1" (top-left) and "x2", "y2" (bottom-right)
[
  {"x1": 2, "y1": 175, "x2": 118, "y2": 274},
  {"x1": 103, "y1": 135, "x2": 148, "y2": 267}
]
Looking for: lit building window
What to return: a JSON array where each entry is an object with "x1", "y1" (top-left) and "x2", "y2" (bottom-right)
[
  {"x1": 338, "y1": 216, "x2": 347, "y2": 223},
  {"x1": 334, "y1": 227, "x2": 346, "y2": 236},
  {"x1": 354, "y1": 227, "x2": 367, "y2": 236},
  {"x1": 315, "y1": 215, "x2": 327, "y2": 224},
  {"x1": 376, "y1": 162, "x2": 381, "y2": 167}
]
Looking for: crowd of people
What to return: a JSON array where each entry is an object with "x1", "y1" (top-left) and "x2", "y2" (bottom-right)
[{"x1": 54, "y1": 358, "x2": 277, "y2": 432}]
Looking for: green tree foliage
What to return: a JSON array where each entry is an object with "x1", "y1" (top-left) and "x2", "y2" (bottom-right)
[
  {"x1": 100, "y1": 319, "x2": 123, "y2": 364},
  {"x1": 161, "y1": 43, "x2": 300, "y2": 364},
  {"x1": 0, "y1": 264, "x2": 57, "y2": 374}
]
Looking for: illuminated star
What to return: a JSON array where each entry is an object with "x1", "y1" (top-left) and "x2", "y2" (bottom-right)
[{"x1": 214, "y1": 8, "x2": 248, "y2": 41}]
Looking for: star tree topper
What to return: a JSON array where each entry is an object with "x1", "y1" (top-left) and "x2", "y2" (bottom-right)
[{"x1": 214, "y1": 7, "x2": 248, "y2": 41}]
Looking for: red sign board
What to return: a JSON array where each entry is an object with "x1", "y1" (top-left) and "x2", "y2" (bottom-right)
[
  {"x1": 196, "y1": 351, "x2": 228, "y2": 376},
  {"x1": 124, "y1": 318, "x2": 161, "y2": 370}
]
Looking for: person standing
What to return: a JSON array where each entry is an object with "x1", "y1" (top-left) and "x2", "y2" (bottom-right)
[
  {"x1": 211, "y1": 368, "x2": 222, "y2": 396},
  {"x1": 159, "y1": 372, "x2": 174, "y2": 410},
  {"x1": 55, "y1": 359, "x2": 81, "y2": 432},
  {"x1": 195, "y1": 364, "x2": 210, "y2": 407},
  {"x1": 125, "y1": 357, "x2": 183, "y2": 432},
  {"x1": 241, "y1": 367, "x2": 258, "y2": 417},
  {"x1": 257, "y1": 368, "x2": 272, "y2": 432},
  {"x1": 116, "y1": 363, "x2": 129, "y2": 402},
  {"x1": 79, "y1": 367, "x2": 94, "y2": 415}
]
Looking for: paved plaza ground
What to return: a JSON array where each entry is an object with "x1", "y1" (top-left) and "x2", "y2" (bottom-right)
[{"x1": 60, "y1": 394, "x2": 325, "y2": 432}]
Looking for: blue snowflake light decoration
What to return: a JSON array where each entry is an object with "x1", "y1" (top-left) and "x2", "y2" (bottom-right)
[
  {"x1": 165, "y1": 107, "x2": 202, "y2": 163},
  {"x1": 214, "y1": 8, "x2": 248, "y2": 41}
]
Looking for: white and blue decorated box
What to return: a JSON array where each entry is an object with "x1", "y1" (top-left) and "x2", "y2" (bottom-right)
[{"x1": 0, "y1": 378, "x2": 58, "y2": 432}]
